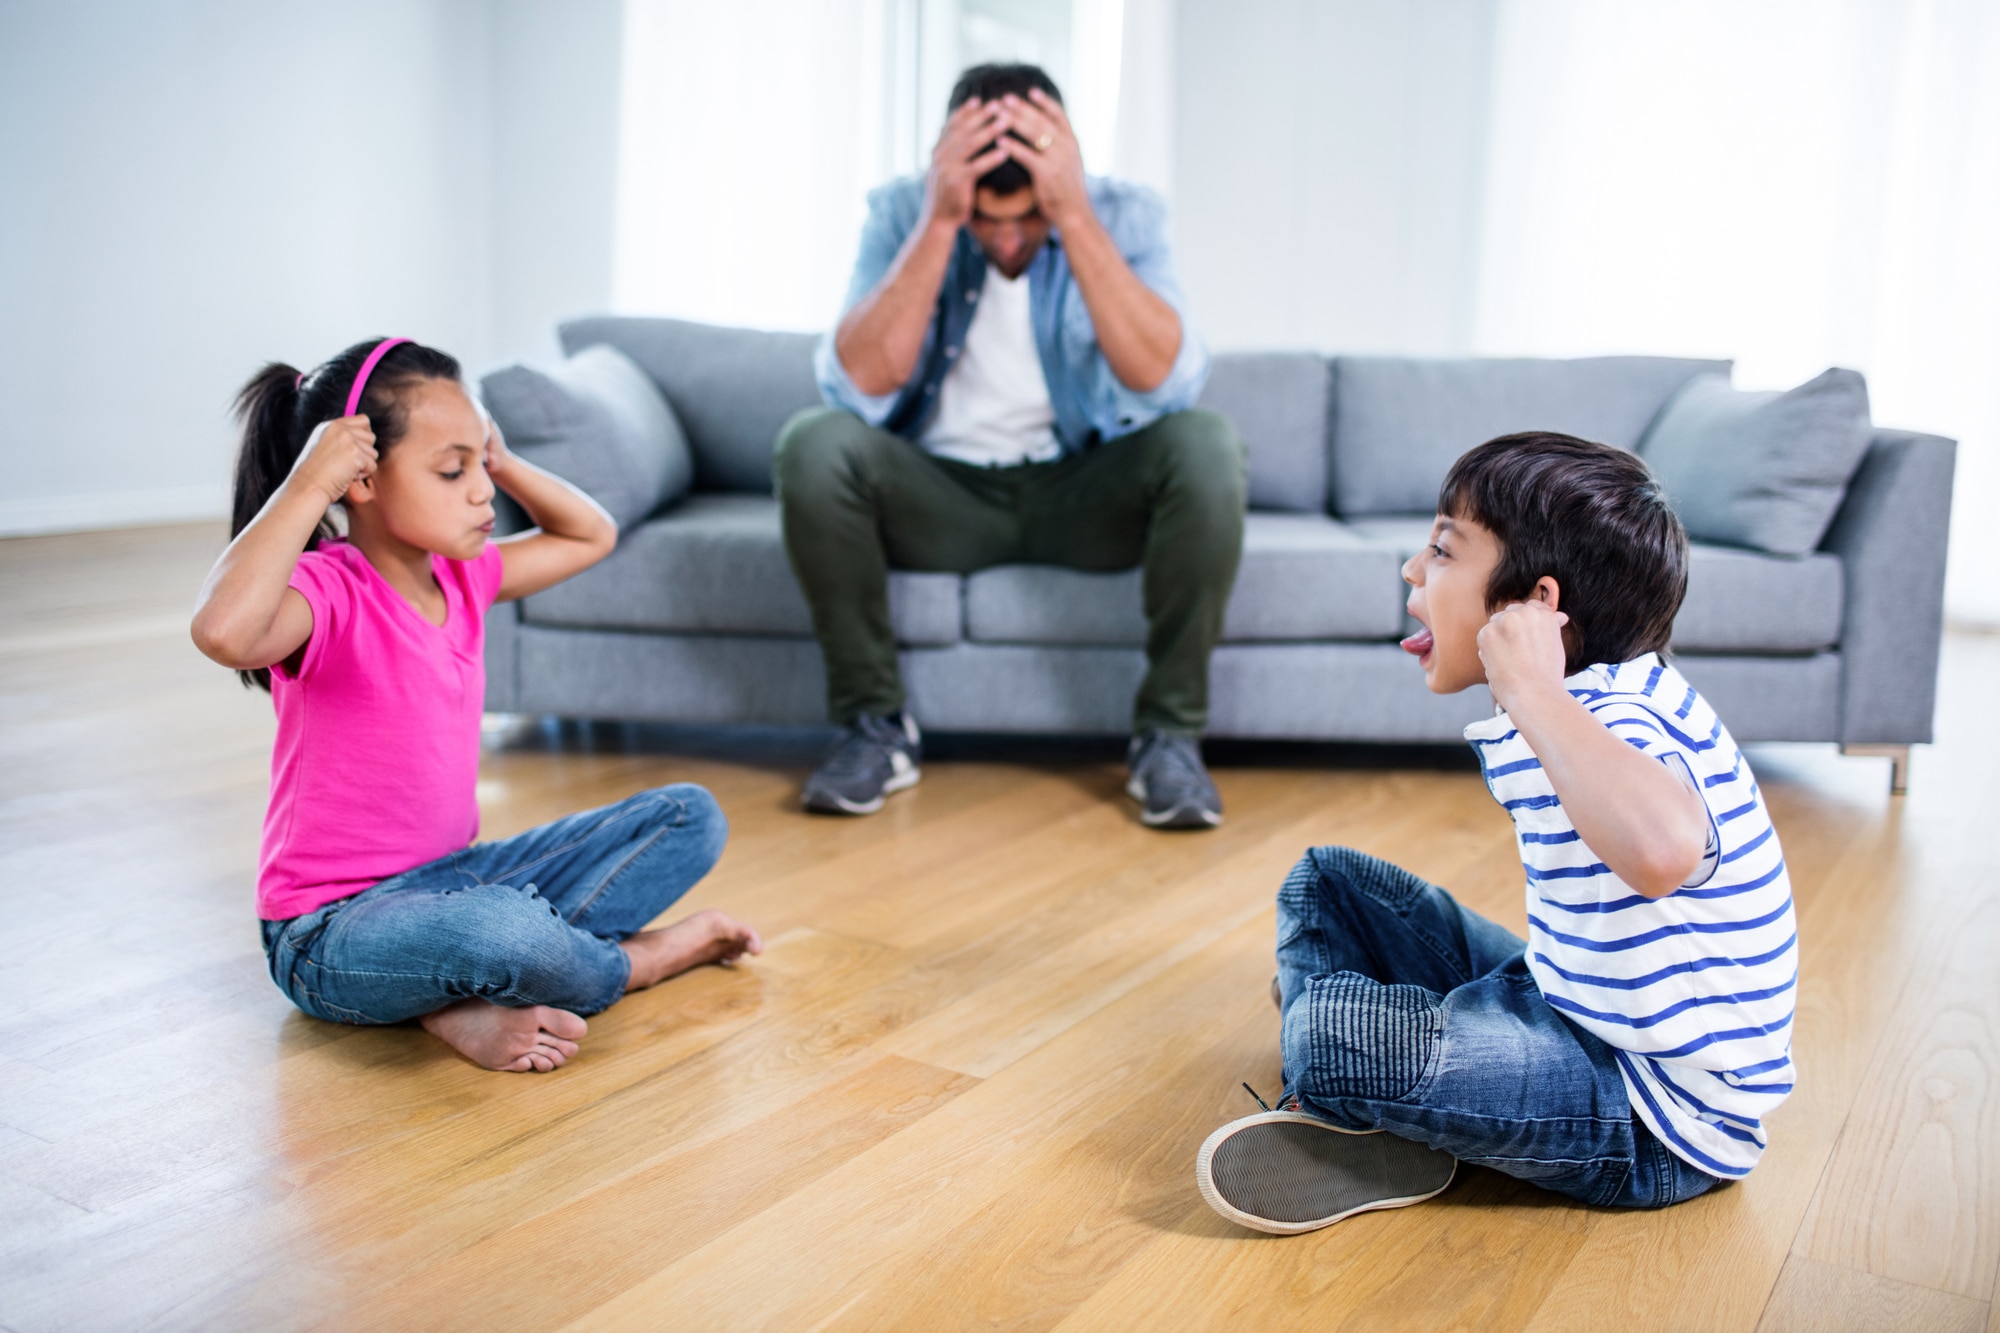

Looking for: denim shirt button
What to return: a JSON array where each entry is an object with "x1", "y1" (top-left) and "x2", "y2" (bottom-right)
[
  {"x1": 946, "y1": 346, "x2": 959, "y2": 359},
  {"x1": 965, "y1": 289, "x2": 978, "y2": 302},
  {"x1": 925, "y1": 384, "x2": 936, "y2": 394}
]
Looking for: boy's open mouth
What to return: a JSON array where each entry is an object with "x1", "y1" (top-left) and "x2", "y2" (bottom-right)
[{"x1": 1400, "y1": 626, "x2": 1434, "y2": 663}]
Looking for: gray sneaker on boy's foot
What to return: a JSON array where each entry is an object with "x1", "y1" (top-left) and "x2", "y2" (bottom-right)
[
  {"x1": 1126, "y1": 730, "x2": 1223, "y2": 828},
  {"x1": 1196, "y1": 1111, "x2": 1457, "y2": 1234},
  {"x1": 802, "y1": 712, "x2": 922, "y2": 815}
]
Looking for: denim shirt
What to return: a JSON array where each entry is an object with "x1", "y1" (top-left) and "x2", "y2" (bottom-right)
[{"x1": 814, "y1": 174, "x2": 1210, "y2": 453}]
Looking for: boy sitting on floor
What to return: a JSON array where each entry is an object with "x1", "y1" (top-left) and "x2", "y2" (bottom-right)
[{"x1": 1196, "y1": 432, "x2": 1797, "y2": 1232}]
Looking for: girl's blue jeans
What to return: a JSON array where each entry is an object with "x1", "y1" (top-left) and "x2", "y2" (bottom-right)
[
  {"x1": 1276, "y1": 845, "x2": 1723, "y2": 1209},
  {"x1": 260, "y1": 784, "x2": 727, "y2": 1024}
]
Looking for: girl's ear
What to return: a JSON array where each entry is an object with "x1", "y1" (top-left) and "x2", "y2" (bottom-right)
[
  {"x1": 344, "y1": 473, "x2": 375, "y2": 508},
  {"x1": 1533, "y1": 575, "x2": 1561, "y2": 611}
]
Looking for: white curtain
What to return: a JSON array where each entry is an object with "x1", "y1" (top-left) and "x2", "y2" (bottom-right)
[
  {"x1": 613, "y1": 0, "x2": 1162, "y2": 333},
  {"x1": 613, "y1": 0, "x2": 903, "y2": 332},
  {"x1": 1474, "y1": 0, "x2": 2000, "y2": 625}
]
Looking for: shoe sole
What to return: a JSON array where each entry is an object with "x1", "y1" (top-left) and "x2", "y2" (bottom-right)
[
  {"x1": 802, "y1": 765, "x2": 922, "y2": 816},
  {"x1": 1195, "y1": 1112, "x2": 1456, "y2": 1235},
  {"x1": 1126, "y1": 775, "x2": 1223, "y2": 828}
]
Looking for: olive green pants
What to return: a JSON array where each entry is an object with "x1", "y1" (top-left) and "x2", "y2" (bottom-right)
[{"x1": 773, "y1": 407, "x2": 1247, "y2": 735}]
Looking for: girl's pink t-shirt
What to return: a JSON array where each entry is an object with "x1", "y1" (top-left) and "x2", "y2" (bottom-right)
[{"x1": 257, "y1": 539, "x2": 506, "y2": 920}]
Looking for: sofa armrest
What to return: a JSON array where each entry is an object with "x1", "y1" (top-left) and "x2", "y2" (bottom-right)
[
  {"x1": 484, "y1": 599, "x2": 523, "y2": 713},
  {"x1": 1821, "y1": 429, "x2": 1957, "y2": 744}
]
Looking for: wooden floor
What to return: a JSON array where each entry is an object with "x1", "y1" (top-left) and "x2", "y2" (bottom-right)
[{"x1": 2, "y1": 522, "x2": 1996, "y2": 1332}]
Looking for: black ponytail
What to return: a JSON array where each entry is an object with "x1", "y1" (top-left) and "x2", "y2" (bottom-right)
[{"x1": 226, "y1": 337, "x2": 464, "y2": 691}]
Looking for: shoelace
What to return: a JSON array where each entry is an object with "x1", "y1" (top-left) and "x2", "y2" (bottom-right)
[
  {"x1": 1241, "y1": 1082, "x2": 1302, "y2": 1114},
  {"x1": 1138, "y1": 732, "x2": 1209, "y2": 791},
  {"x1": 818, "y1": 716, "x2": 903, "y2": 780}
]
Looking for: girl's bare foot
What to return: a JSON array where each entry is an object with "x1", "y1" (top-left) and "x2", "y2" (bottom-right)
[
  {"x1": 620, "y1": 909, "x2": 763, "y2": 991},
  {"x1": 418, "y1": 999, "x2": 588, "y2": 1072}
]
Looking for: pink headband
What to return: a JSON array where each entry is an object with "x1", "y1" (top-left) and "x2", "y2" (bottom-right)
[{"x1": 344, "y1": 337, "x2": 411, "y2": 417}]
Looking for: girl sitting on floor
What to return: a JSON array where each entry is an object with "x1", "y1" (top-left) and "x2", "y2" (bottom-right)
[{"x1": 193, "y1": 337, "x2": 760, "y2": 1072}]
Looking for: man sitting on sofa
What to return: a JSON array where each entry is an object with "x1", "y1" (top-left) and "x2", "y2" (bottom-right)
[{"x1": 777, "y1": 62, "x2": 1246, "y2": 828}]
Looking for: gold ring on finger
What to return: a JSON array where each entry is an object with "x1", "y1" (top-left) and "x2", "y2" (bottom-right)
[{"x1": 1035, "y1": 134, "x2": 1053, "y2": 150}]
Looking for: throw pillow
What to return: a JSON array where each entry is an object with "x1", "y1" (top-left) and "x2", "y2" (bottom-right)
[
  {"x1": 1638, "y1": 367, "x2": 1873, "y2": 556},
  {"x1": 480, "y1": 344, "x2": 693, "y2": 532}
]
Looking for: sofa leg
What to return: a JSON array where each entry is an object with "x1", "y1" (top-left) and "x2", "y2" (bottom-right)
[{"x1": 1841, "y1": 743, "x2": 1911, "y2": 795}]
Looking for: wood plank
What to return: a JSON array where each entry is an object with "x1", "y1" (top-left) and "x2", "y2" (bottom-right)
[
  {"x1": 556, "y1": 915, "x2": 1285, "y2": 1330},
  {"x1": 1054, "y1": 1170, "x2": 1593, "y2": 1332},
  {"x1": 1789, "y1": 878, "x2": 2000, "y2": 1298},
  {"x1": 321, "y1": 1056, "x2": 978, "y2": 1332},
  {"x1": 1756, "y1": 1254, "x2": 1987, "y2": 1333}
]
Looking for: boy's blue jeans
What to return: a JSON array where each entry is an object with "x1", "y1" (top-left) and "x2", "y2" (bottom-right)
[
  {"x1": 261, "y1": 784, "x2": 727, "y2": 1024},
  {"x1": 1276, "y1": 846, "x2": 1722, "y2": 1209}
]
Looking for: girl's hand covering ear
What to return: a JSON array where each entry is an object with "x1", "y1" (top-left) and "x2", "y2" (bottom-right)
[
  {"x1": 293, "y1": 415, "x2": 378, "y2": 504},
  {"x1": 483, "y1": 417, "x2": 515, "y2": 476},
  {"x1": 1478, "y1": 599, "x2": 1572, "y2": 713}
]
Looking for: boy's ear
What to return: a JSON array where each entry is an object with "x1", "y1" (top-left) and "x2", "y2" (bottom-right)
[{"x1": 1533, "y1": 576, "x2": 1561, "y2": 611}]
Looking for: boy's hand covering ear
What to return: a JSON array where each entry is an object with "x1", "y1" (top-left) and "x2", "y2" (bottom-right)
[{"x1": 1478, "y1": 597, "x2": 1571, "y2": 713}]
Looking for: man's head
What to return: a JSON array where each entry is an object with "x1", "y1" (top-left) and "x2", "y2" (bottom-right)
[
  {"x1": 1401, "y1": 432, "x2": 1688, "y2": 692},
  {"x1": 948, "y1": 63, "x2": 1064, "y2": 276}
]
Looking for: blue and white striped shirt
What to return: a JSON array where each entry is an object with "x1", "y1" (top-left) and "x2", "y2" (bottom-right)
[{"x1": 1464, "y1": 653, "x2": 1797, "y2": 1178}]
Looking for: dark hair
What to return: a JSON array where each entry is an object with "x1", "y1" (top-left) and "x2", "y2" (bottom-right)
[
  {"x1": 228, "y1": 337, "x2": 462, "y2": 691},
  {"x1": 1438, "y1": 431, "x2": 1687, "y2": 675},
  {"x1": 947, "y1": 62, "x2": 1064, "y2": 197}
]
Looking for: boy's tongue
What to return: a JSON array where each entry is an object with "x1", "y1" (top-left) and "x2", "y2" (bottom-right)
[{"x1": 1400, "y1": 627, "x2": 1434, "y2": 658}]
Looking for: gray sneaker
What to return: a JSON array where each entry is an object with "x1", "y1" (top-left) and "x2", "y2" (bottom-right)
[
  {"x1": 1196, "y1": 1112, "x2": 1457, "y2": 1234},
  {"x1": 1125, "y1": 730, "x2": 1223, "y2": 828},
  {"x1": 802, "y1": 712, "x2": 922, "y2": 815}
]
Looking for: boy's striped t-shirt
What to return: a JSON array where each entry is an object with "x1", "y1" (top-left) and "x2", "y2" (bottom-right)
[{"x1": 1463, "y1": 653, "x2": 1798, "y2": 1178}]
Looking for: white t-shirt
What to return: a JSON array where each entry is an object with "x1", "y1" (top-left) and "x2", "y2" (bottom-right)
[
  {"x1": 920, "y1": 264, "x2": 1062, "y2": 468},
  {"x1": 1465, "y1": 653, "x2": 1797, "y2": 1180}
]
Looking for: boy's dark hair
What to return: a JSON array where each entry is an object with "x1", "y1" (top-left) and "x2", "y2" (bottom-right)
[
  {"x1": 1438, "y1": 432, "x2": 1688, "y2": 675},
  {"x1": 228, "y1": 337, "x2": 462, "y2": 692},
  {"x1": 947, "y1": 63, "x2": 1064, "y2": 198}
]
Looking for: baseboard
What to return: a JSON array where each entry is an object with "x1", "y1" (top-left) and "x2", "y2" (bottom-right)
[{"x1": 0, "y1": 484, "x2": 228, "y2": 537}]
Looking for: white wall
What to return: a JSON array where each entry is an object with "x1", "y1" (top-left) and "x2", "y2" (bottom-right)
[
  {"x1": 1172, "y1": 0, "x2": 1498, "y2": 354},
  {"x1": 490, "y1": 0, "x2": 623, "y2": 365},
  {"x1": 0, "y1": 0, "x2": 622, "y2": 537}
]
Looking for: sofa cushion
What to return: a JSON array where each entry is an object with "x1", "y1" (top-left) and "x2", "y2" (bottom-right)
[
  {"x1": 519, "y1": 494, "x2": 960, "y2": 645},
  {"x1": 1639, "y1": 368, "x2": 1873, "y2": 555},
  {"x1": 561, "y1": 316, "x2": 821, "y2": 494},
  {"x1": 963, "y1": 512, "x2": 1406, "y2": 646},
  {"x1": 1329, "y1": 356, "x2": 1731, "y2": 517},
  {"x1": 1195, "y1": 353, "x2": 1330, "y2": 513},
  {"x1": 480, "y1": 345, "x2": 693, "y2": 529},
  {"x1": 1674, "y1": 544, "x2": 1844, "y2": 652},
  {"x1": 1343, "y1": 515, "x2": 1843, "y2": 653}
]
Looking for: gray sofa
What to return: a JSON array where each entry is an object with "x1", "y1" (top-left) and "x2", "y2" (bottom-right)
[{"x1": 481, "y1": 317, "x2": 1956, "y2": 787}]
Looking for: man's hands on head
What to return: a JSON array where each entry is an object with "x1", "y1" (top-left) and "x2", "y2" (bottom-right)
[
  {"x1": 992, "y1": 89, "x2": 1090, "y2": 231},
  {"x1": 923, "y1": 99, "x2": 1012, "y2": 233},
  {"x1": 838, "y1": 83, "x2": 1180, "y2": 400},
  {"x1": 922, "y1": 90, "x2": 1090, "y2": 234}
]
